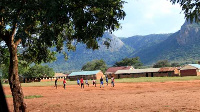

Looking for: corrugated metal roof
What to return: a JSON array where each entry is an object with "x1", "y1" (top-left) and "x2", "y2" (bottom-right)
[
  {"x1": 105, "y1": 66, "x2": 133, "y2": 74},
  {"x1": 180, "y1": 64, "x2": 200, "y2": 70},
  {"x1": 158, "y1": 67, "x2": 177, "y2": 72},
  {"x1": 68, "y1": 70, "x2": 101, "y2": 76},
  {"x1": 189, "y1": 64, "x2": 200, "y2": 69},
  {"x1": 115, "y1": 68, "x2": 160, "y2": 74}
]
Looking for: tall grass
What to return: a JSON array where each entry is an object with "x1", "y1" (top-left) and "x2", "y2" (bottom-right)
[{"x1": 2, "y1": 76, "x2": 200, "y2": 87}]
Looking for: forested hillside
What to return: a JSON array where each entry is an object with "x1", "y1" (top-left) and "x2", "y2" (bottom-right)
[
  {"x1": 46, "y1": 21, "x2": 200, "y2": 72},
  {"x1": 133, "y1": 21, "x2": 200, "y2": 64}
]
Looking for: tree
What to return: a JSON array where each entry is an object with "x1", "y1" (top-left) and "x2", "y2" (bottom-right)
[
  {"x1": 113, "y1": 57, "x2": 143, "y2": 68},
  {"x1": 171, "y1": 62, "x2": 180, "y2": 67},
  {"x1": 153, "y1": 60, "x2": 170, "y2": 68},
  {"x1": 81, "y1": 59, "x2": 107, "y2": 73},
  {"x1": 170, "y1": 0, "x2": 200, "y2": 22},
  {"x1": 0, "y1": 0, "x2": 126, "y2": 111},
  {"x1": 24, "y1": 65, "x2": 54, "y2": 78}
]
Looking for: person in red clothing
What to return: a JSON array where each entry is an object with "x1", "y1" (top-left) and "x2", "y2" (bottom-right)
[
  {"x1": 63, "y1": 78, "x2": 66, "y2": 89},
  {"x1": 80, "y1": 77, "x2": 84, "y2": 89}
]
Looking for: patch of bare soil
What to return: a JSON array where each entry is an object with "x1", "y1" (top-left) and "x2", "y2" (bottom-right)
[{"x1": 4, "y1": 80, "x2": 200, "y2": 112}]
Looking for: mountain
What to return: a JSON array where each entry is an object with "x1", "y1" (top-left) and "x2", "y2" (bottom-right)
[
  {"x1": 46, "y1": 21, "x2": 200, "y2": 72},
  {"x1": 132, "y1": 21, "x2": 200, "y2": 64},
  {"x1": 46, "y1": 32, "x2": 134, "y2": 72},
  {"x1": 121, "y1": 34, "x2": 171, "y2": 54}
]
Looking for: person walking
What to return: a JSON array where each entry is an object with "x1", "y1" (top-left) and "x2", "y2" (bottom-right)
[
  {"x1": 106, "y1": 76, "x2": 108, "y2": 86},
  {"x1": 93, "y1": 79, "x2": 96, "y2": 87},
  {"x1": 111, "y1": 76, "x2": 114, "y2": 87},
  {"x1": 100, "y1": 76, "x2": 104, "y2": 88},
  {"x1": 77, "y1": 78, "x2": 80, "y2": 86},
  {"x1": 55, "y1": 78, "x2": 58, "y2": 89},
  {"x1": 80, "y1": 77, "x2": 84, "y2": 89},
  {"x1": 85, "y1": 79, "x2": 89, "y2": 87},
  {"x1": 63, "y1": 78, "x2": 66, "y2": 89}
]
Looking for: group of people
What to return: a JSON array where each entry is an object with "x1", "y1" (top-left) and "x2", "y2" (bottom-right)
[
  {"x1": 76, "y1": 78, "x2": 87, "y2": 88},
  {"x1": 77, "y1": 76, "x2": 115, "y2": 88},
  {"x1": 54, "y1": 78, "x2": 67, "y2": 89},
  {"x1": 54, "y1": 76, "x2": 115, "y2": 89}
]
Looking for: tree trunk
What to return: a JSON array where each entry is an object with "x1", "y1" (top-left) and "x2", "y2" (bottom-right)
[{"x1": 8, "y1": 39, "x2": 26, "y2": 112}]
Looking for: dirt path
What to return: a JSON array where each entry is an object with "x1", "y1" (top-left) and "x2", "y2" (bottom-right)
[{"x1": 4, "y1": 80, "x2": 200, "y2": 112}]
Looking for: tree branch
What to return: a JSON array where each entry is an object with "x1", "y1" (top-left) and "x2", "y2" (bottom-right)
[
  {"x1": 10, "y1": 23, "x2": 17, "y2": 42},
  {"x1": 15, "y1": 39, "x2": 21, "y2": 46}
]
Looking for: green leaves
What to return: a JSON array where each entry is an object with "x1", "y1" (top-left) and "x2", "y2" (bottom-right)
[
  {"x1": 81, "y1": 59, "x2": 107, "y2": 73},
  {"x1": 1, "y1": 0, "x2": 126, "y2": 64},
  {"x1": 153, "y1": 60, "x2": 171, "y2": 68},
  {"x1": 170, "y1": 0, "x2": 200, "y2": 23},
  {"x1": 23, "y1": 65, "x2": 55, "y2": 78},
  {"x1": 113, "y1": 57, "x2": 143, "y2": 69}
]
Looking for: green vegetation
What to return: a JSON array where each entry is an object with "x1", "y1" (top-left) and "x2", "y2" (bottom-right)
[
  {"x1": 6, "y1": 95, "x2": 43, "y2": 99},
  {"x1": 153, "y1": 60, "x2": 170, "y2": 68},
  {"x1": 24, "y1": 95, "x2": 43, "y2": 99},
  {"x1": 113, "y1": 57, "x2": 143, "y2": 68},
  {"x1": 3, "y1": 80, "x2": 82, "y2": 87},
  {"x1": 5, "y1": 95, "x2": 12, "y2": 98},
  {"x1": 81, "y1": 59, "x2": 107, "y2": 73},
  {"x1": 23, "y1": 65, "x2": 55, "y2": 78},
  {"x1": 114, "y1": 76, "x2": 200, "y2": 83},
  {"x1": 170, "y1": 0, "x2": 200, "y2": 22}
]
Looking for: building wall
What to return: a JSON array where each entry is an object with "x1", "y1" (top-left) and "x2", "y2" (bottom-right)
[
  {"x1": 174, "y1": 69, "x2": 180, "y2": 75},
  {"x1": 116, "y1": 73, "x2": 145, "y2": 79},
  {"x1": 115, "y1": 71, "x2": 179, "y2": 79},
  {"x1": 69, "y1": 75, "x2": 95, "y2": 81},
  {"x1": 96, "y1": 71, "x2": 105, "y2": 80},
  {"x1": 180, "y1": 69, "x2": 197, "y2": 76},
  {"x1": 154, "y1": 72, "x2": 179, "y2": 77},
  {"x1": 69, "y1": 71, "x2": 105, "y2": 81},
  {"x1": 197, "y1": 70, "x2": 200, "y2": 76},
  {"x1": 107, "y1": 73, "x2": 115, "y2": 79}
]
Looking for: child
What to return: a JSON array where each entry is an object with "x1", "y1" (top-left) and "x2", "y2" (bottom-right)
[
  {"x1": 77, "y1": 78, "x2": 80, "y2": 86},
  {"x1": 106, "y1": 76, "x2": 108, "y2": 86},
  {"x1": 93, "y1": 79, "x2": 96, "y2": 87},
  {"x1": 100, "y1": 76, "x2": 104, "y2": 88},
  {"x1": 63, "y1": 78, "x2": 66, "y2": 89},
  {"x1": 80, "y1": 77, "x2": 84, "y2": 89},
  {"x1": 85, "y1": 79, "x2": 89, "y2": 87},
  {"x1": 111, "y1": 76, "x2": 114, "y2": 87},
  {"x1": 55, "y1": 78, "x2": 58, "y2": 89}
]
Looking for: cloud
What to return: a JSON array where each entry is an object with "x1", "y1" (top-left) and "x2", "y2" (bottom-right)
[{"x1": 113, "y1": 0, "x2": 185, "y2": 37}]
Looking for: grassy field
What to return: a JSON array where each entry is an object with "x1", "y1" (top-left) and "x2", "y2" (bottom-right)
[
  {"x1": 2, "y1": 76, "x2": 200, "y2": 87},
  {"x1": 5, "y1": 95, "x2": 43, "y2": 99}
]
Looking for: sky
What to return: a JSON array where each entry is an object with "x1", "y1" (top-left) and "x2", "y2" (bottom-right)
[{"x1": 113, "y1": 0, "x2": 185, "y2": 37}]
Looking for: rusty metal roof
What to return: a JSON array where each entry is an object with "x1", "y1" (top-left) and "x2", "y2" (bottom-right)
[
  {"x1": 158, "y1": 67, "x2": 177, "y2": 72},
  {"x1": 105, "y1": 66, "x2": 133, "y2": 74}
]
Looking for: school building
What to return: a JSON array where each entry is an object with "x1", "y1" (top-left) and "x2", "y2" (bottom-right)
[
  {"x1": 114, "y1": 67, "x2": 180, "y2": 79},
  {"x1": 114, "y1": 68, "x2": 160, "y2": 79},
  {"x1": 68, "y1": 70, "x2": 104, "y2": 81},
  {"x1": 180, "y1": 64, "x2": 200, "y2": 76},
  {"x1": 105, "y1": 66, "x2": 134, "y2": 78}
]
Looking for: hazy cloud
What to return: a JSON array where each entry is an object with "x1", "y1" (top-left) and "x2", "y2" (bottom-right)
[{"x1": 113, "y1": 0, "x2": 185, "y2": 37}]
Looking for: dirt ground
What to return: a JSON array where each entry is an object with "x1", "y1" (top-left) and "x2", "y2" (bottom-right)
[{"x1": 4, "y1": 80, "x2": 200, "y2": 112}]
